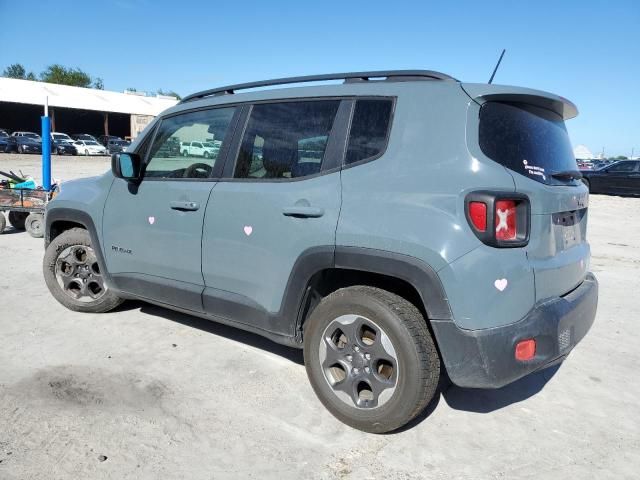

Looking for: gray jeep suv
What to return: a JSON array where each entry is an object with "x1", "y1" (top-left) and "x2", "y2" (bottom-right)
[{"x1": 43, "y1": 70, "x2": 598, "y2": 433}]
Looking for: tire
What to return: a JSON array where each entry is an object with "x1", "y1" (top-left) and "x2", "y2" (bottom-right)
[
  {"x1": 203, "y1": 151, "x2": 210, "y2": 159},
  {"x1": 43, "y1": 228, "x2": 123, "y2": 313},
  {"x1": 25, "y1": 213, "x2": 44, "y2": 238},
  {"x1": 18, "y1": 145, "x2": 24, "y2": 154},
  {"x1": 0, "y1": 213, "x2": 5, "y2": 234},
  {"x1": 8, "y1": 211, "x2": 28, "y2": 230},
  {"x1": 304, "y1": 286, "x2": 440, "y2": 433},
  {"x1": 182, "y1": 150, "x2": 189, "y2": 157},
  {"x1": 85, "y1": 149, "x2": 89, "y2": 156},
  {"x1": 582, "y1": 178, "x2": 590, "y2": 191}
]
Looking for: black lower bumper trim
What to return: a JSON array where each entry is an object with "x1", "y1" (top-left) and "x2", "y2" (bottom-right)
[{"x1": 431, "y1": 272, "x2": 598, "y2": 389}]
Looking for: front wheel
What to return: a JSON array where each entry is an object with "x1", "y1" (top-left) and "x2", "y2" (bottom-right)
[
  {"x1": 84, "y1": 149, "x2": 89, "y2": 156},
  {"x1": 582, "y1": 178, "x2": 591, "y2": 192},
  {"x1": 304, "y1": 286, "x2": 440, "y2": 433},
  {"x1": 43, "y1": 228, "x2": 123, "y2": 313}
]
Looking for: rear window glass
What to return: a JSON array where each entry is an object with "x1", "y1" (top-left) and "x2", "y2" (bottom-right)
[
  {"x1": 345, "y1": 99, "x2": 393, "y2": 165},
  {"x1": 479, "y1": 102, "x2": 578, "y2": 185}
]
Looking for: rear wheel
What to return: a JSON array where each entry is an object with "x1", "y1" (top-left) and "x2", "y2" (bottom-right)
[
  {"x1": 8, "y1": 211, "x2": 28, "y2": 230},
  {"x1": 0, "y1": 213, "x2": 6, "y2": 234},
  {"x1": 43, "y1": 228, "x2": 123, "y2": 313},
  {"x1": 25, "y1": 213, "x2": 44, "y2": 238},
  {"x1": 304, "y1": 286, "x2": 440, "y2": 433}
]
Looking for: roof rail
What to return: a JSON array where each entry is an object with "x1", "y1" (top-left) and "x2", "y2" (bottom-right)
[{"x1": 180, "y1": 70, "x2": 457, "y2": 103}]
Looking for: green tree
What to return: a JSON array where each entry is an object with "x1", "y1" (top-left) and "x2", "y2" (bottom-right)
[
  {"x1": 614, "y1": 155, "x2": 628, "y2": 160},
  {"x1": 93, "y1": 77, "x2": 104, "y2": 90},
  {"x1": 157, "y1": 88, "x2": 182, "y2": 100},
  {"x1": 2, "y1": 63, "x2": 36, "y2": 80},
  {"x1": 40, "y1": 64, "x2": 93, "y2": 88}
]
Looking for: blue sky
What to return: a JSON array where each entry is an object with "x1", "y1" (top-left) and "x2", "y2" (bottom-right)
[{"x1": 1, "y1": 0, "x2": 638, "y2": 156}]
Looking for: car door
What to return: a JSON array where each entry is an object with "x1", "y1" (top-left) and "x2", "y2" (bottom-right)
[
  {"x1": 601, "y1": 161, "x2": 637, "y2": 193},
  {"x1": 201, "y1": 100, "x2": 350, "y2": 335},
  {"x1": 191, "y1": 142, "x2": 204, "y2": 156},
  {"x1": 627, "y1": 161, "x2": 640, "y2": 193},
  {"x1": 102, "y1": 105, "x2": 239, "y2": 311}
]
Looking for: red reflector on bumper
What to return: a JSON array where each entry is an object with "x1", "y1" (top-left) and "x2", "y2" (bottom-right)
[{"x1": 515, "y1": 339, "x2": 536, "y2": 361}]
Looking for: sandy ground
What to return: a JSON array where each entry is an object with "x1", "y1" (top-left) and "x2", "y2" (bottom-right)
[{"x1": 0, "y1": 153, "x2": 639, "y2": 479}]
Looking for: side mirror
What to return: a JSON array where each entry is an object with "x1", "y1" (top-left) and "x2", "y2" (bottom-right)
[{"x1": 112, "y1": 152, "x2": 142, "y2": 182}]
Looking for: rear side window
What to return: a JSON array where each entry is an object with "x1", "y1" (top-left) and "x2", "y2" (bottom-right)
[
  {"x1": 607, "y1": 161, "x2": 639, "y2": 173},
  {"x1": 479, "y1": 102, "x2": 578, "y2": 185},
  {"x1": 345, "y1": 99, "x2": 393, "y2": 165},
  {"x1": 234, "y1": 100, "x2": 340, "y2": 179}
]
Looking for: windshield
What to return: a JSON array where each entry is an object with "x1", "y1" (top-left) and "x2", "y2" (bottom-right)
[
  {"x1": 85, "y1": 141, "x2": 99, "y2": 146},
  {"x1": 25, "y1": 133, "x2": 41, "y2": 140},
  {"x1": 53, "y1": 134, "x2": 69, "y2": 140},
  {"x1": 479, "y1": 102, "x2": 579, "y2": 185}
]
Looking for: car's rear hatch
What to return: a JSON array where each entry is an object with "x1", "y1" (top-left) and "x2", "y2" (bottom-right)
[{"x1": 463, "y1": 83, "x2": 590, "y2": 302}]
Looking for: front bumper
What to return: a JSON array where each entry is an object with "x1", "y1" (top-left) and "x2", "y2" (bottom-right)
[{"x1": 431, "y1": 272, "x2": 598, "y2": 389}]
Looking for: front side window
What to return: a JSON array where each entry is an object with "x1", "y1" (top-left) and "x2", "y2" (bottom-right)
[
  {"x1": 234, "y1": 100, "x2": 340, "y2": 179},
  {"x1": 345, "y1": 99, "x2": 393, "y2": 165},
  {"x1": 145, "y1": 107, "x2": 236, "y2": 179}
]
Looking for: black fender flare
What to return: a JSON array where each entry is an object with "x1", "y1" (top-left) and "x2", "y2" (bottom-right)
[
  {"x1": 280, "y1": 245, "x2": 453, "y2": 341},
  {"x1": 45, "y1": 207, "x2": 114, "y2": 288}
]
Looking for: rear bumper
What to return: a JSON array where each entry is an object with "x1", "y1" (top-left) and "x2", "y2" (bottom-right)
[{"x1": 431, "y1": 272, "x2": 598, "y2": 388}]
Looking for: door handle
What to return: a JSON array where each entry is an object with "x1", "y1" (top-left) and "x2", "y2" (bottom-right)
[
  {"x1": 282, "y1": 206, "x2": 324, "y2": 218},
  {"x1": 170, "y1": 200, "x2": 200, "y2": 211}
]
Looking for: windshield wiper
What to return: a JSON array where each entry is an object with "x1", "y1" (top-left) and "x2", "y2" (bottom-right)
[{"x1": 551, "y1": 170, "x2": 583, "y2": 181}]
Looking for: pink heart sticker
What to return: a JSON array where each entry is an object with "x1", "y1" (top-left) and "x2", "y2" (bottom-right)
[
  {"x1": 243, "y1": 225, "x2": 253, "y2": 236},
  {"x1": 148, "y1": 216, "x2": 155, "y2": 225},
  {"x1": 494, "y1": 278, "x2": 508, "y2": 291}
]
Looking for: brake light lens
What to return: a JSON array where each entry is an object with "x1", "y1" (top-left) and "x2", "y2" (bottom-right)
[
  {"x1": 468, "y1": 202, "x2": 487, "y2": 232},
  {"x1": 495, "y1": 200, "x2": 517, "y2": 241},
  {"x1": 465, "y1": 192, "x2": 530, "y2": 247}
]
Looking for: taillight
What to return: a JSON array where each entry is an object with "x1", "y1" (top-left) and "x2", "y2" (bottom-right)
[
  {"x1": 465, "y1": 192, "x2": 530, "y2": 247},
  {"x1": 468, "y1": 202, "x2": 487, "y2": 232},
  {"x1": 495, "y1": 200, "x2": 517, "y2": 240}
]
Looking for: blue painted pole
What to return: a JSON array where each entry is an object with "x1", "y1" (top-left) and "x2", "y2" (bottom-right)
[{"x1": 41, "y1": 114, "x2": 51, "y2": 191}]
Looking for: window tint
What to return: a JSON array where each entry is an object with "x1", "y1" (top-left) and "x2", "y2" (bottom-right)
[
  {"x1": 345, "y1": 99, "x2": 393, "y2": 165},
  {"x1": 479, "y1": 102, "x2": 578, "y2": 185},
  {"x1": 145, "y1": 107, "x2": 236, "y2": 179},
  {"x1": 234, "y1": 100, "x2": 340, "y2": 179},
  {"x1": 608, "y1": 161, "x2": 638, "y2": 173}
]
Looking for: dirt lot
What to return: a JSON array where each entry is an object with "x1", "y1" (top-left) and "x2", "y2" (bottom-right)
[{"x1": 0, "y1": 153, "x2": 638, "y2": 479}]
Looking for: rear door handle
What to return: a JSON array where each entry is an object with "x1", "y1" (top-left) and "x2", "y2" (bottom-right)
[
  {"x1": 282, "y1": 206, "x2": 324, "y2": 218},
  {"x1": 170, "y1": 200, "x2": 200, "y2": 211}
]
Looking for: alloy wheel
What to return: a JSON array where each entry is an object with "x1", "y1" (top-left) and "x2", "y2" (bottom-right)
[
  {"x1": 54, "y1": 245, "x2": 107, "y2": 302},
  {"x1": 319, "y1": 314, "x2": 399, "y2": 409}
]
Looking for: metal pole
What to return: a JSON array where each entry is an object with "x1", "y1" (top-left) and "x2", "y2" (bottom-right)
[{"x1": 42, "y1": 96, "x2": 51, "y2": 191}]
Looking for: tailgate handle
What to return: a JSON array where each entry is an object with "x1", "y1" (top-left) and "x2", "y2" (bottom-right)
[
  {"x1": 282, "y1": 206, "x2": 324, "y2": 218},
  {"x1": 170, "y1": 200, "x2": 199, "y2": 211}
]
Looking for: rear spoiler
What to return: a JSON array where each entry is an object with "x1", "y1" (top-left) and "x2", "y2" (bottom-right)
[{"x1": 461, "y1": 83, "x2": 578, "y2": 120}]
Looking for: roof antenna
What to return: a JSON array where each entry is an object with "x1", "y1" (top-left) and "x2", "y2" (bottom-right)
[{"x1": 488, "y1": 49, "x2": 506, "y2": 84}]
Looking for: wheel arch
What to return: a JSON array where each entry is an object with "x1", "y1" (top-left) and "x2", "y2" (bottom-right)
[
  {"x1": 286, "y1": 246, "x2": 453, "y2": 342},
  {"x1": 45, "y1": 208, "x2": 114, "y2": 287}
]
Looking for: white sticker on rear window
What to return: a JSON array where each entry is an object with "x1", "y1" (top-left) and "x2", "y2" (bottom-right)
[{"x1": 522, "y1": 159, "x2": 546, "y2": 180}]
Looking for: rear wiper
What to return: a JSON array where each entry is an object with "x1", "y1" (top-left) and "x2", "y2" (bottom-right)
[{"x1": 551, "y1": 170, "x2": 583, "y2": 180}]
